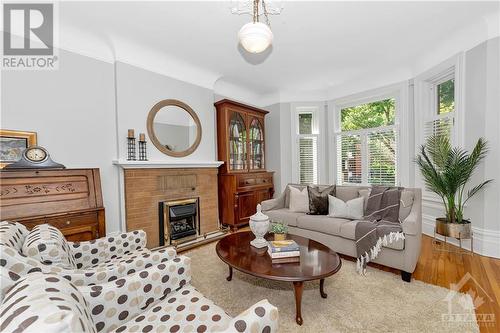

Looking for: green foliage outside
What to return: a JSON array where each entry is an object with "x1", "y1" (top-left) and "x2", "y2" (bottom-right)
[
  {"x1": 340, "y1": 99, "x2": 396, "y2": 185},
  {"x1": 341, "y1": 98, "x2": 395, "y2": 131},
  {"x1": 299, "y1": 113, "x2": 312, "y2": 134},
  {"x1": 437, "y1": 79, "x2": 454, "y2": 114}
]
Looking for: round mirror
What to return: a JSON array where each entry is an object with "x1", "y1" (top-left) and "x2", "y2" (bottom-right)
[{"x1": 147, "y1": 99, "x2": 202, "y2": 157}]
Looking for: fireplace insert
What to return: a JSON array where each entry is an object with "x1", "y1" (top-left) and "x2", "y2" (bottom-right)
[{"x1": 159, "y1": 198, "x2": 199, "y2": 246}]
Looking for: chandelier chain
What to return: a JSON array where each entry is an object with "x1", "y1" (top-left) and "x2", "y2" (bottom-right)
[
  {"x1": 253, "y1": 0, "x2": 259, "y2": 23},
  {"x1": 262, "y1": 0, "x2": 271, "y2": 28}
]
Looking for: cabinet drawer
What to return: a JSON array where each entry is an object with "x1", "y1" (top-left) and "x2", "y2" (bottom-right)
[
  {"x1": 22, "y1": 212, "x2": 98, "y2": 231},
  {"x1": 49, "y1": 213, "x2": 98, "y2": 230},
  {"x1": 238, "y1": 177, "x2": 256, "y2": 187},
  {"x1": 256, "y1": 176, "x2": 272, "y2": 185}
]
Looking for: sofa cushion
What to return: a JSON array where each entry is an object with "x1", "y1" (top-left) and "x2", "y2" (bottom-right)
[
  {"x1": 399, "y1": 190, "x2": 414, "y2": 221},
  {"x1": 289, "y1": 186, "x2": 310, "y2": 213},
  {"x1": 0, "y1": 272, "x2": 96, "y2": 333},
  {"x1": 307, "y1": 185, "x2": 335, "y2": 215},
  {"x1": 0, "y1": 221, "x2": 29, "y2": 251},
  {"x1": 22, "y1": 224, "x2": 77, "y2": 269},
  {"x1": 337, "y1": 220, "x2": 404, "y2": 250},
  {"x1": 284, "y1": 184, "x2": 332, "y2": 208},
  {"x1": 297, "y1": 215, "x2": 351, "y2": 236},
  {"x1": 328, "y1": 196, "x2": 364, "y2": 219},
  {"x1": 335, "y1": 186, "x2": 370, "y2": 202},
  {"x1": 285, "y1": 184, "x2": 306, "y2": 208},
  {"x1": 111, "y1": 285, "x2": 231, "y2": 333},
  {"x1": 265, "y1": 209, "x2": 302, "y2": 227}
]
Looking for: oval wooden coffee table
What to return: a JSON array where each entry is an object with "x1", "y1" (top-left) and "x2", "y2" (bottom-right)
[{"x1": 216, "y1": 231, "x2": 342, "y2": 325}]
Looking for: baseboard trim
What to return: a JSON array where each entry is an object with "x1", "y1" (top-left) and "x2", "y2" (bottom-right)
[{"x1": 422, "y1": 214, "x2": 500, "y2": 259}]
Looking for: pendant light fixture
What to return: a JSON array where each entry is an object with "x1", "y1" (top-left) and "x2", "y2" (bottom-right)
[{"x1": 238, "y1": 0, "x2": 273, "y2": 53}]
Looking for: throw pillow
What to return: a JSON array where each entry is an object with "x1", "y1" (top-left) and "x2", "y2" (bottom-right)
[
  {"x1": 307, "y1": 185, "x2": 336, "y2": 215},
  {"x1": 399, "y1": 189, "x2": 415, "y2": 221},
  {"x1": 22, "y1": 224, "x2": 77, "y2": 269},
  {"x1": 289, "y1": 186, "x2": 310, "y2": 213},
  {"x1": 358, "y1": 189, "x2": 371, "y2": 211},
  {"x1": 328, "y1": 195, "x2": 364, "y2": 219},
  {"x1": 0, "y1": 272, "x2": 97, "y2": 333}
]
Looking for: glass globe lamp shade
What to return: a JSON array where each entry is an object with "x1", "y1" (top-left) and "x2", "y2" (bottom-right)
[{"x1": 238, "y1": 22, "x2": 273, "y2": 53}]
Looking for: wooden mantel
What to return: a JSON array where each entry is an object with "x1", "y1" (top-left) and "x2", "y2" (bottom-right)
[{"x1": 112, "y1": 159, "x2": 224, "y2": 169}]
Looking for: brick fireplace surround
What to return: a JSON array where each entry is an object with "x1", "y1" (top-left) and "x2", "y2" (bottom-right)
[{"x1": 121, "y1": 167, "x2": 220, "y2": 248}]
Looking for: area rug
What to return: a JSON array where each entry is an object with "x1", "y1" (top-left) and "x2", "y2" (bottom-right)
[{"x1": 185, "y1": 242, "x2": 479, "y2": 333}]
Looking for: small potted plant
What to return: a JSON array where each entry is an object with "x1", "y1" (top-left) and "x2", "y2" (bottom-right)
[
  {"x1": 415, "y1": 134, "x2": 492, "y2": 238},
  {"x1": 270, "y1": 220, "x2": 288, "y2": 241}
]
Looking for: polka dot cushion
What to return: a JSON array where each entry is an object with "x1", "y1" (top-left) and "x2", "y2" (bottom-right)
[
  {"x1": 79, "y1": 255, "x2": 192, "y2": 332},
  {"x1": 70, "y1": 230, "x2": 148, "y2": 269},
  {"x1": 0, "y1": 221, "x2": 178, "y2": 301},
  {"x1": 222, "y1": 299, "x2": 279, "y2": 333},
  {"x1": 0, "y1": 272, "x2": 97, "y2": 333},
  {"x1": 0, "y1": 221, "x2": 29, "y2": 251},
  {"x1": 110, "y1": 284, "x2": 231, "y2": 333},
  {"x1": 22, "y1": 224, "x2": 77, "y2": 268}
]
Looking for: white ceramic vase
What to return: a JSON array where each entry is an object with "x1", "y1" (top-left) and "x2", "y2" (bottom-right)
[{"x1": 249, "y1": 204, "x2": 269, "y2": 248}]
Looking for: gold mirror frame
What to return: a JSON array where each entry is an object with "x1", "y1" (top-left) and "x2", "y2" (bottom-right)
[{"x1": 147, "y1": 99, "x2": 202, "y2": 157}]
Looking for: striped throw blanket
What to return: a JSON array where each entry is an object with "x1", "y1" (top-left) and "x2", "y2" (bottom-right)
[{"x1": 355, "y1": 186, "x2": 404, "y2": 274}]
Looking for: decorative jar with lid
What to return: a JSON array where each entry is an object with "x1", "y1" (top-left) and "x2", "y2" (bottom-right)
[{"x1": 249, "y1": 204, "x2": 270, "y2": 248}]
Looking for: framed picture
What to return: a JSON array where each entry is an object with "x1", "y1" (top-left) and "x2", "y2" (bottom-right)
[{"x1": 0, "y1": 130, "x2": 37, "y2": 169}]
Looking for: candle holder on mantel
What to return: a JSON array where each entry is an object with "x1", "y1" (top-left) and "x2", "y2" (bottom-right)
[
  {"x1": 127, "y1": 129, "x2": 136, "y2": 161},
  {"x1": 138, "y1": 133, "x2": 148, "y2": 161}
]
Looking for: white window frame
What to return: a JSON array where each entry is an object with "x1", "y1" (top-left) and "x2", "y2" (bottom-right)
[
  {"x1": 291, "y1": 104, "x2": 325, "y2": 184},
  {"x1": 329, "y1": 82, "x2": 409, "y2": 186},
  {"x1": 414, "y1": 54, "x2": 464, "y2": 203}
]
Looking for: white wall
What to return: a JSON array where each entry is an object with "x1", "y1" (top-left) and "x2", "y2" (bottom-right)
[
  {"x1": 1, "y1": 49, "x2": 122, "y2": 233},
  {"x1": 115, "y1": 62, "x2": 216, "y2": 162}
]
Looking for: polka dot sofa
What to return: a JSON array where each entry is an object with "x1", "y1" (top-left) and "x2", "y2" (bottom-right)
[
  {"x1": 0, "y1": 221, "x2": 178, "y2": 299},
  {"x1": 0, "y1": 252, "x2": 279, "y2": 332}
]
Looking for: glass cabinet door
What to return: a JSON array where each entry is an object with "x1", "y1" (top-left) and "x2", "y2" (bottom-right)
[
  {"x1": 228, "y1": 112, "x2": 247, "y2": 171},
  {"x1": 249, "y1": 117, "x2": 265, "y2": 170}
]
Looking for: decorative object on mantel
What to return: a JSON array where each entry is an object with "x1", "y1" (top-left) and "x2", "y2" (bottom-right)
[
  {"x1": 3, "y1": 146, "x2": 65, "y2": 170},
  {"x1": 249, "y1": 204, "x2": 269, "y2": 248},
  {"x1": 232, "y1": 0, "x2": 283, "y2": 54},
  {"x1": 415, "y1": 134, "x2": 492, "y2": 254},
  {"x1": 0, "y1": 129, "x2": 37, "y2": 168},
  {"x1": 147, "y1": 99, "x2": 202, "y2": 158},
  {"x1": 270, "y1": 219, "x2": 287, "y2": 241},
  {"x1": 127, "y1": 129, "x2": 136, "y2": 161},
  {"x1": 138, "y1": 133, "x2": 148, "y2": 161}
]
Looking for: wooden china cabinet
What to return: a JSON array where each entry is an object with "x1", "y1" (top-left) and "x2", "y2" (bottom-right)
[{"x1": 215, "y1": 99, "x2": 274, "y2": 231}]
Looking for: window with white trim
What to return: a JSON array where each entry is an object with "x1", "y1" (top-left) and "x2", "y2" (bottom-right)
[
  {"x1": 424, "y1": 72, "x2": 456, "y2": 143},
  {"x1": 336, "y1": 98, "x2": 398, "y2": 186},
  {"x1": 296, "y1": 110, "x2": 319, "y2": 184}
]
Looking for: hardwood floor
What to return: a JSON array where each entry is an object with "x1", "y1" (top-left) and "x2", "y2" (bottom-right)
[
  {"x1": 345, "y1": 235, "x2": 499, "y2": 333},
  {"x1": 414, "y1": 235, "x2": 499, "y2": 333}
]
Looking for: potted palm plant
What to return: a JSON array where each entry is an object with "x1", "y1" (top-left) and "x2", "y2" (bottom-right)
[{"x1": 415, "y1": 135, "x2": 492, "y2": 238}]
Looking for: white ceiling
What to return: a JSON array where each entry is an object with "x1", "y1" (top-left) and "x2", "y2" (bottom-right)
[{"x1": 59, "y1": 1, "x2": 499, "y2": 104}]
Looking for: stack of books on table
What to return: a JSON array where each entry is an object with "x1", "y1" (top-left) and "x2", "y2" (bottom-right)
[{"x1": 267, "y1": 240, "x2": 300, "y2": 264}]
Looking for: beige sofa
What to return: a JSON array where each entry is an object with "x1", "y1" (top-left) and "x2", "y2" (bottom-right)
[{"x1": 261, "y1": 184, "x2": 422, "y2": 282}]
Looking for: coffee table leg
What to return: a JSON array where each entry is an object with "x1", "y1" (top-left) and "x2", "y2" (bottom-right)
[
  {"x1": 293, "y1": 281, "x2": 304, "y2": 325},
  {"x1": 320, "y1": 278, "x2": 327, "y2": 298},
  {"x1": 226, "y1": 266, "x2": 233, "y2": 281}
]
